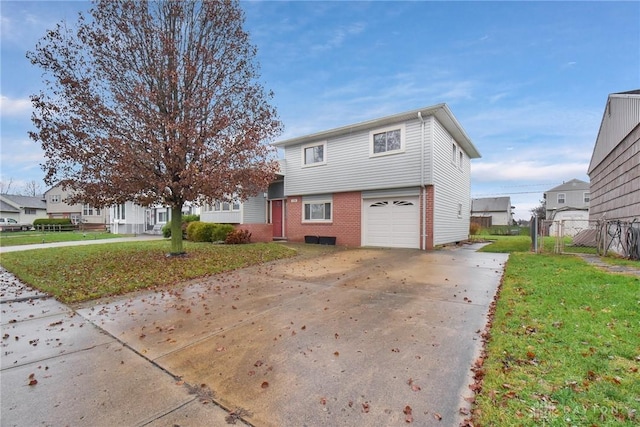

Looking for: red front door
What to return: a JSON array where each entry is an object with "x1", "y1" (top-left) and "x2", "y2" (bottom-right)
[{"x1": 272, "y1": 200, "x2": 283, "y2": 238}]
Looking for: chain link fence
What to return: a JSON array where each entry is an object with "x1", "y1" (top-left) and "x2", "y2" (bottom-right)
[{"x1": 535, "y1": 218, "x2": 640, "y2": 259}]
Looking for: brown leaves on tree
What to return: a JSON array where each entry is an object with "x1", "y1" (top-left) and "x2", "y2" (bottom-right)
[{"x1": 27, "y1": 0, "x2": 283, "y2": 254}]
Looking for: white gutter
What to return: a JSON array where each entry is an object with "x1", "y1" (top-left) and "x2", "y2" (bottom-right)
[{"x1": 418, "y1": 111, "x2": 426, "y2": 251}]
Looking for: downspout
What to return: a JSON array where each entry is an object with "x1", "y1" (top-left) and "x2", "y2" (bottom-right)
[{"x1": 418, "y1": 111, "x2": 426, "y2": 250}]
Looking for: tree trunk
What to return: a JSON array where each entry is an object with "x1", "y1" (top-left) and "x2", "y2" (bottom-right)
[{"x1": 170, "y1": 204, "x2": 184, "y2": 255}]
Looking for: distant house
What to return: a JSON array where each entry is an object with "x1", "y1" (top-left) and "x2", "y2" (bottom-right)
[
  {"x1": 544, "y1": 179, "x2": 590, "y2": 237},
  {"x1": 471, "y1": 197, "x2": 513, "y2": 227},
  {"x1": 588, "y1": 90, "x2": 640, "y2": 222},
  {"x1": 272, "y1": 104, "x2": 481, "y2": 249},
  {"x1": 44, "y1": 184, "x2": 108, "y2": 227},
  {"x1": 0, "y1": 193, "x2": 47, "y2": 223}
]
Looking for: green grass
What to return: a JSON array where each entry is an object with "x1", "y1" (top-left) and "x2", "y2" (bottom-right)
[
  {"x1": 475, "y1": 235, "x2": 599, "y2": 255},
  {"x1": 473, "y1": 246, "x2": 640, "y2": 425},
  {"x1": 0, "y1": 230, "x2": 125, "y2": 247},
  {"x1": 0, "y1": 241, "x2": 296, "y2": 303}
]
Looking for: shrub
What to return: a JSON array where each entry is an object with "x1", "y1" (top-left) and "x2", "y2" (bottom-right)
[
  {"x1": 469, "y1": 222, "x2": 481, "y2": 236},
  {"x1": 212, "y1": 224, "x2": 234, "y2": 242},
  {"x1": 33, "y1": 218, "x2": 73, "y2": 226},
  {"x1": 163, "y1": 214, "x2": 200, "y2": 238},
  {"x1": 185, "y1": 222, "x2": 234, "y2": 242},
  {"x1": 225, "y1": 229, "x2": 252, "y2": 244}
]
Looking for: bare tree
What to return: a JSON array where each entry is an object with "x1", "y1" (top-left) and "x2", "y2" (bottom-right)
[
  {"x1": 28, "y1": 0, "x2": 282, "y2": 254},
  {"x1": 0, "y1": 178, "x2": 14, "y2": 194},
  {"x1": 21, "y1": 180, "x2": 44, "y2": 197},
  {"x1": 530, "y1": 199, "x2": 546, "y2": 220}
]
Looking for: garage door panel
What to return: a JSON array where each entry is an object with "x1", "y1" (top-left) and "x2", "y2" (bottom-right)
[{"x1": 364, "y1": 197, "x2": 419, "y2": 248}]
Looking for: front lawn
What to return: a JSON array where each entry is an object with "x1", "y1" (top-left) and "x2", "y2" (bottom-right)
[
  {"x1": 0, "y1": 241, "x2": 296, "y2": 303},
  {"x1": 472, "y1": 243, "x2": 640, "y2": 425}
]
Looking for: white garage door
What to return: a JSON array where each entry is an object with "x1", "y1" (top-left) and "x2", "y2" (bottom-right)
[{"x1": 363, "y1": 197, "x2": 420, "y2": 248}]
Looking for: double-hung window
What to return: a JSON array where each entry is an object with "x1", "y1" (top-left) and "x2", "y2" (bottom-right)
[
  {"x1": 557, "y1": 193, "x2": 566, "y2": 204},
  {"x1": 303, "y1": 196, "x2": 332, "y2": 222},
  {"x1": 584, "y1": 192, "x2": 590, "y2": 203},
  {"x1": 370, "y1": 125, "x2": 404, "y2": 156},
  {"x1": 302, "y1": 141, "x2": 326, "y2": 166}
]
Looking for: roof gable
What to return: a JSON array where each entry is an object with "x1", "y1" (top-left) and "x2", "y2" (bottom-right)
[
  {"x1": 546, "y1": 178, "x2": 589, "y2": 193},
  {"x1": 588, "y1": 90, "x2": 640, "y2": 173}
]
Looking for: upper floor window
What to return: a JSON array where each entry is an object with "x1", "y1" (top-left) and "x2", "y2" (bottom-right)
[
  {"x1": 459, "y1": 151, "x2": 464, "y2": 169},
  {"x1": 302, "y1": 141, "x2": 326, "y2": 166},
  {"x1": 584, "y1": 192, "x2": 590, "y2": 203},
  {"x1": 452, "y1": 143, "x2": 457, "y2": 164},
  {"x1": 370, "y1": 125, "x2": 404, "y2": 156},
  {"x1": 83, "y1": 204, "x2": 101, "y2": 216},
  {"x1": 50, "y1": 194, "x2": 60, "y2": 203},
  {"x1": 557, "y1": 193, "x2": 565, "y2": 204}
]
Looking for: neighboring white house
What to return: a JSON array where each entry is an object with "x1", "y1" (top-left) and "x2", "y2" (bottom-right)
[
  {"x1": 588, "y1": 90, "x2": 640, "y2": 222},
  {"x1": 0, "y1": 194, "x2": 48, "y2": 223},
  {"x1": 108, "y1": 202, "x2": 171, "y2": 235},
  {"x1": 271, "y1": 104, "x2": 481, "y2": 249},
  {"x1": 471, "y1": 197, "x2": 513, "y2": 226}
]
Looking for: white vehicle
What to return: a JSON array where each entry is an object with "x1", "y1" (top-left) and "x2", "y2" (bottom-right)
[{"x1": 0, "y1": 218, "x2": 33, "y2": 231}]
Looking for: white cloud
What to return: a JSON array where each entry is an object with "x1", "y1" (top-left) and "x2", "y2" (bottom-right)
[
  {"x1": 471, "y1": 160, "x2": 588, "y2": 182},
  {"x1": 0, "y1": 95, "x2": 32, "y2": 117}
]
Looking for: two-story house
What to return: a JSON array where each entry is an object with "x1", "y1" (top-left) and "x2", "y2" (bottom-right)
[
  {"x1": 271, "y1": 104, "x2": 481, "y2": 250},
  {"x1": 544, "y1": 178, "x2": 590, "y2": 237},
  {"x1": 44, "y1": 184, "x2": 108, "y2": 227},
  {"x1": 544, "y1": 179, "x2": 590, "y2": 220}
]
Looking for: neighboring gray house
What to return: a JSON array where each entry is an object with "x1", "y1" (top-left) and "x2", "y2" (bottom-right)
[
  {"x1": 471, "y1": 197, "x2": 513, "y2": 226},
  {"x1": 272, "y1": 104, "x2": 481, "y2": 249},
  {"x1": 588, "y1": 90, "x2": 640, "y2": 222},
  {"x1": 0, "y1": 193, "x2": 47, "y2": 223},
  {"x1": 544, "y1": 179, "x2": 590, "y2": 220}
]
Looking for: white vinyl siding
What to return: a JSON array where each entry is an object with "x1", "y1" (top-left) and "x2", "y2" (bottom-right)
[
  {"x1": 431, "y1": 120, "x2": 471, "y2": 245},
  {"x1": 284, "y1": 119, "x2": 427, "y2": 196}
]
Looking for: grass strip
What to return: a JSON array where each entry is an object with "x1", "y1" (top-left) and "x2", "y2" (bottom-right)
[
  {"x1": 0, "y1": 241, "x2": 296, "y2": 303},
  {"x1": 473, "y1": 252, "x2": 640, "y2": 426}
]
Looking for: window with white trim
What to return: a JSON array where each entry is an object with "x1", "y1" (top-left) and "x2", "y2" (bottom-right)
[
  {"x1": 24, "y1": 208, "x2": 36, "y2": 215},
  {"x1": 83, "y1": 204, "x2": 101, "y2": 216},
  {"x1": 302, "y1": 141, "x2": 326, "y2": 166},
  {"x1": 584, "y1": 192, "x2": 590, "y2": 203},
  {"x1": 459, "y1": 151, "x2": 464, "y2": 169},
  {"x1": 115, "y1": 204, "x2": 126, "y2": 220},
  {"x1": 458, "y1": 203, "x2": 463, "y2": 218},
  {"x1": 557, "y1": 193, "x2": 565, "y2": 204},
  {"x1": 303, "y1": 201, "x2": 332, "y2": 222},
  {"x1": 50, "y1": 194, "x2": 60, "y2": 203},
  {"x1": 370, "y1": 125, "x2": 404, "y2": 156},
  {"x1": 158, "y1": 211, "x2": 167, "y2": 223},
  {"x1": 452, "y1": 143, "x2": 457, "y2": 164}
]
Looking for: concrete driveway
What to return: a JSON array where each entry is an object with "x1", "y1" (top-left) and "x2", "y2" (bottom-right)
[{"x1": 72, "y1": 243, "x2": 507, "y2": 426}]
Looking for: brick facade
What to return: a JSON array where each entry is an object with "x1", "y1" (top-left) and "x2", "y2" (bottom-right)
[
  {"x1": 421, "y1": 185, "x2": 435, "y2": 250},
  {"x1": 233, "y1": 223, "x2": 273, "y2": 243},
  {"x1": 285, "y1": 191, "x2": 362, "y2": 247}
]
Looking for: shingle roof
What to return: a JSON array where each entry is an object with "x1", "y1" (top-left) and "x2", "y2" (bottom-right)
[
  {"x1": 0, "y1": 194, "x2": 47, "y2": 209},
  {"x1": 546, "y1": 179, "x2": 589, "y2": 193},
  {"x1": 472, "y1": 197, "x2": 511, "y2": 212},
  {"x1": 0, "y1": 200, "x2": 20, "y2": 213}
]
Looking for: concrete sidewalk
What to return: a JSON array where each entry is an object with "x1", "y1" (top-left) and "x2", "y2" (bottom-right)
[
  {"x1": 0, "y1": 267, "x2": 246, "y2": 426},
  {"x1": 0, "y1": 234, "x2": 164, "y2": 253}
]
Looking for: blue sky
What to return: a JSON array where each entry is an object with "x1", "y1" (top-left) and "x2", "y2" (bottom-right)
[{"x1": 1, "y1": 1, "x2": 639, "y2": 220}]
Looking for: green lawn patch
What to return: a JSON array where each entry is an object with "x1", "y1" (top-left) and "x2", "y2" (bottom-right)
[
  {"x1": 473, "y1": 253, "x2": 640, "y2": 426},
  {"x1": 0, "y1": 241, "x2": 296, "y2": 303},
  {"x1": 0, "y1": 231, "x2": 125, "y2": 247}
]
